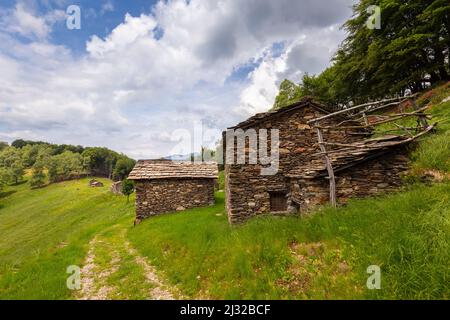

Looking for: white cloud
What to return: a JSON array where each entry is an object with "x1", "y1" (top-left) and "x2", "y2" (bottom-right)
[
  {"x1": 0, "y1": 0, "x2": 355, "y2": 158},
  {"x1": 0, "y1": 2, "x2": 64, "y2": 40}
]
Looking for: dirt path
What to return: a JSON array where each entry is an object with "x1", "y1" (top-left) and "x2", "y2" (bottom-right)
[
  {"x1": 124, "y1": 240, "x2": 175, "y2": 300},
  {"x1": 77, "y1": 229, "x2": 177, "y2": 300}
]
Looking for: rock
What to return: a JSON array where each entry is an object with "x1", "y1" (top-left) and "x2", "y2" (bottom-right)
[
  {"x1": 176, "y1": 206, "x2": 185, "y2": 211},
  {"x1": 248, "y1": 202, "x2": 256, "y2": 207},
  {"x1": 110, "y1": 181, "x2": 123, "y2": 194},
  {"x1": 297, "y1": 124, "x2": 311, "y2": 130},
  {"x1": 89, "y1": 179, "x2": 104, "y2": 187}
]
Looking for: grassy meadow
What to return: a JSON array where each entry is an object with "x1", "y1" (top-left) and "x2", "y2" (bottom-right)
[{"x1": 0, "y1": 87, "x2": 449, "y2": 300}]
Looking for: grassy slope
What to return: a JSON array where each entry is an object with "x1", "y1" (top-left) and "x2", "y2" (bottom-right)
[
  {"x1": 0, "y1": 178, "x2": 134, "y2": 299},
  {"x1": 128, "y1": 90, "x2": 450, "y2": 300},
  {"x1": 0, "y1": 86, "x2": 449, "y2": 300}
]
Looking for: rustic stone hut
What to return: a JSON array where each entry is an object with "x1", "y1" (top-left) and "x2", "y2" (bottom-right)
[
  {"x1": 128, "y1": 160, "x2": 218, "y2": 222},
  {"x1": 223, "y1": 97, "x2": 431, "y2": 224}
]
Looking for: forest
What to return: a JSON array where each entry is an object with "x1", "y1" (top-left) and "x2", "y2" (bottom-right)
[{"x1": 0, "y1": 140, "x2": 135, "y2": 190}]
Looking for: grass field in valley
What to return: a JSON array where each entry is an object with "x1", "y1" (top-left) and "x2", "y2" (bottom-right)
[{"x1": 0, "y1": 92, "x2": 449, "y2": 300}]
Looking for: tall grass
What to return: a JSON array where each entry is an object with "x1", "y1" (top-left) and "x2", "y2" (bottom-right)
[{"x1": 128, "y1": 183, "x2": 450, "y2": 299}]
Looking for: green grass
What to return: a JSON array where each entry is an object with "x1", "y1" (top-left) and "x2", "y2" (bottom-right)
[
  {"x1": 1, "y1": 178, "x2": 448, "y2": 299},
  {"x1": 410, "y1": 100, "x2": 450, "y2": 174},
  {"x1": 0, "y1": 86, "x2": 449, "y2": 300},
  {"x1": 128, "y1": 184, "x2": 450, "y2": 299},
  {"x1": 218, "y1": 170, "x2": 225, "y2": 190},
  {"x1": 0, "y1": 178, "x2": 134, "y2": 299}
]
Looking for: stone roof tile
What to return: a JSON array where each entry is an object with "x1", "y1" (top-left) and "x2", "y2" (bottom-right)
[{"x1": 128, "y1": 160, "x2": 218, "y2": 180}]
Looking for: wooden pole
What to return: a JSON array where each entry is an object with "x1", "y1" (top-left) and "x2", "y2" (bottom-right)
[
  {"x1": 410, "y1": 99, "x2": 429, "y2": 129},
  {"x1": 362, "y1": 112, "x2": 369, "y2": 126},
  {"x1": 307, "y1": 94, "x2": 417, "y2": 124},
  {"x1": 315, "y1": 127, "x2": 337, "y2": 207}
]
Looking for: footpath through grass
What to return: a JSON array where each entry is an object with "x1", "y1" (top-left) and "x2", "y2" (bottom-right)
[
  {"x1": 0, "y1": 86, "x2": 449, "y2": 300},
  {"x1": 0, "y1": 178, "x2": 134, "y2": 299}
]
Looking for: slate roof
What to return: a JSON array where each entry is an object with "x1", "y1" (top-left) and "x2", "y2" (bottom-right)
[
  {"x1": 227, "y1": 97, "x2": 333, "y2": 130},
  {"x1": 128, "y1": 160, "x2": 218, "y2": 180}
]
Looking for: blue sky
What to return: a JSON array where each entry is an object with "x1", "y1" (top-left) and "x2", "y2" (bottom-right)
[{"x1": 0, "y1": 0, "x2": 355, "y2": 159}]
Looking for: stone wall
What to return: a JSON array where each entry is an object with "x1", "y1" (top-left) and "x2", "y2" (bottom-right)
[
  {"x1": 290, "y1": 149, "x2": 410, "y2": 211},
  {"x1": 135, "y1": 178, "x2": 215, "y2": 220},
  {"x1": 224, "y1": 104, "x2": 411, "y2": 224}
]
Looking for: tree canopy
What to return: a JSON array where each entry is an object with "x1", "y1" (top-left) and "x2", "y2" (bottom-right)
[{"x1": 273, "y1": 0, "x2": 450, "y2": 108}]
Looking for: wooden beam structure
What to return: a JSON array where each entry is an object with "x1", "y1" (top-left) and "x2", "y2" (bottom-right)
[
  {"x1": 305, "y1": 95, "x2": 435, "y2": 208},
  {"x1": 315, "y1": 127, "x2": 337, "y2": 207}
]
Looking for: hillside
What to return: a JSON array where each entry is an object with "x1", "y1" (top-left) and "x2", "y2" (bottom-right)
[{"x1": 0, "y1": 87, "x2": 449, "y2": 300}]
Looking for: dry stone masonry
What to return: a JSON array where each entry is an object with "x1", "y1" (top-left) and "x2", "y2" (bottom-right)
[
  {"x1": 128, "y1": 160, "x2": 218, "y2": 222},
  {"x1": 224, "y1": 98, "x2": 413, "y2": 224}
]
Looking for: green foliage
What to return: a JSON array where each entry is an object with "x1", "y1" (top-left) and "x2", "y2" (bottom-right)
[
  {"x1": 113, "y1": 157, "x2": 136, "y2": 181},
  {"x1": 0, "y1": 146, "x2": 24, "y2": 184},
  {"x1": 11, "y1": 139, "x2": 28, "y2": 148},
  {"x1": 29, "y1": 165, "x2": 46, "y2": 189},
  {"x1": 0, "y1": 167, "x2": 9, "y2": 192},
  {"x1": 276, "y1": 1, "x2": 450, "y2": 107},
  {"x1": 82, "y1": 147, "x2": 122, "y2": 178},
  {"x1": 217, "y1": 170, "x2": 225, "y2": 190},
  {"x1": 48, "y1": 151, "x2": 85, "y2": 183},
  {"x1": 0, "y1": 142, "x2": 8, "y2": 152},
  {"x1": 121, "y1": 179, "x2": 135, "y2": 203},
  {"x1": 2, "y1": 139, "x2": 135, "y2": 186},
  {"x1": 29, "y1": 149, "x2": 50, "y2": 189},
  {"x1": 272, "y1": 79, "x2": 303, "y2": 110},
  {"x1": 21, "y1": 144, "x2": 40, "y2": 167}
]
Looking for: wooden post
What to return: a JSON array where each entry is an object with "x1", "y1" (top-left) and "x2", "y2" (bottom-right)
[
  {"x1": 315, "y1": 127, "x2": 337, "y2": 207},
  {"x1": 410, "y1": 99, "x2": 429, "y2": 129},
  {"x1": 362, "y1": 112, "x2": 369, "y2": 126}
]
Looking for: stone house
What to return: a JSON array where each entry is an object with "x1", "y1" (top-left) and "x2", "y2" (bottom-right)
[
  {"x1": 128, "y1": 160, "x2": 218, "y2": 222},
  {"x1": 223, "y1": 98, "x2": 418, "y2": 224}
]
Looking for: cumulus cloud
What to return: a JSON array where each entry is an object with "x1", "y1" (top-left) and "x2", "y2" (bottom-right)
[
  {"x1": 0, "y1": 0, "x2": 355, "y2": 159},
  {"x1": 0, "y1": 2, "x2": 64, "y2": 40}
]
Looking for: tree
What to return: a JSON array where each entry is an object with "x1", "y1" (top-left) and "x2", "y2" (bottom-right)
[
  {"x1": 0, "y1": 141, "x2": 8, "y2": 152},
  {"x1": 0, "y1": 147, "x2": 24, "y2": 184},
  {"x1": 82, "y1": 147, "x2": 120, "y2": 178},
  {"x1": 333, "y1": 0, "x2": 450, "y2": 103},
  {"x1": 29, "y1": 161, "x2": 46, "y2": 189},
  {"x1": 21, "y1": 144, "x2": 40, "y2": 167},
  {"x1": 273, "y1": 1, "x2": 450, "y2": 107},
  {"x1": 29, "y1": 148, "x2": 51, "y2": 188},
  {"x1": 113, "y1": 156, "x2": 136, "y2": 181},
  {"x1": 121, "y1": 179, "x2": 135, "y2": 203},
  {"x1": 11, "y1": 139, "x2": 27, "y2": 149},
  {"x1": 48, "y1": 151, "x2": 84, "y2": 182},
  {"x1": 272, "y1": 79, "x2": 303, "y2": 110},
  {"x1": 0, "y1": 167, "x2": 9, "y2": 192}
]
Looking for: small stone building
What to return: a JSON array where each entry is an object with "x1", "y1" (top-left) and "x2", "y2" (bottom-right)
[
  {"x1": 223, "y1": 98, "x2": 419, "y2": 224},
  {"x1": 128, "y1": 160, "x2": 218, "y2": 221}
]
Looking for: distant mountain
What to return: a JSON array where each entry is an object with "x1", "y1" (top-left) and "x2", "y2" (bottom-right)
[{"x1": 163, "y1": 152, "x2": 201, "y2": 161}]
